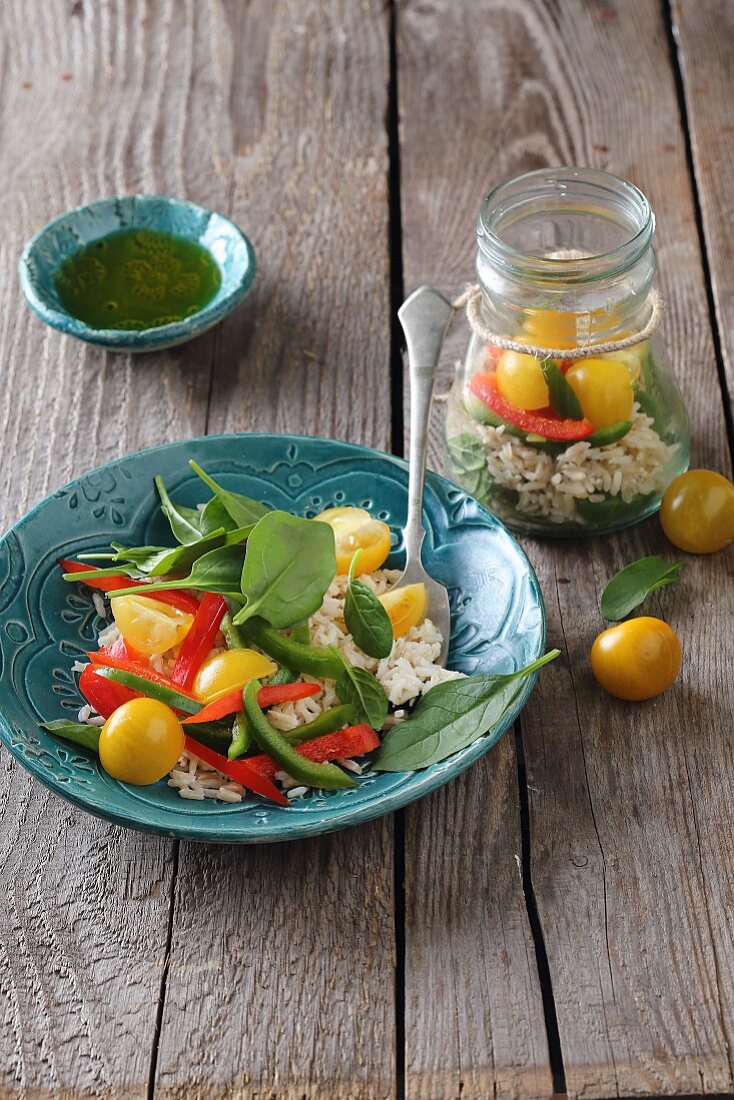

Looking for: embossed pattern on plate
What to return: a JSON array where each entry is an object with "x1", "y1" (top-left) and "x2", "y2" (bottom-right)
[{"x1": 0, "y1": 434, "x2": 545, "y2": 843}]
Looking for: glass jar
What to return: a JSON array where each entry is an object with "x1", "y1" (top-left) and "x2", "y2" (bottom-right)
[{"x1": 445, "y1": 167, "x2": 690, "y2": 536}]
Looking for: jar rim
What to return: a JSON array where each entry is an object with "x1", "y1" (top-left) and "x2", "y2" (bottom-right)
[{"x1": 478, "y1": 167, "x2": 654, "y2": 283}]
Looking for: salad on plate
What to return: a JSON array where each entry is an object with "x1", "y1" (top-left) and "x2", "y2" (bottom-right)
[{"x1": 43, "y1": 460, "x2": 556, "y2": 807}]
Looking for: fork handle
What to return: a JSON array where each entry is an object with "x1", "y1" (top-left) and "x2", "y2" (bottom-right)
[{"x1": 398, "y1": 286, "x2": 454, "y2": 566}]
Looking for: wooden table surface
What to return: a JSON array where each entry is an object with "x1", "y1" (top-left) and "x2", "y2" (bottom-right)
[{"x1": 2, "y1": 2, "x2": 733, "y2": 1097}]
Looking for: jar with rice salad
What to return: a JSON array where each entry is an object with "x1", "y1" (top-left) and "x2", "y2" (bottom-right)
[{"x1": 445, "y1": 167, "x2": 690, "y2": 536}]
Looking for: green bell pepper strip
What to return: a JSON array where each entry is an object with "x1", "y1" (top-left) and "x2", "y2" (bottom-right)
[
  {"x1": 41, "y1": 719, "x2": 101, "y2": 753},
  {"x1": 284, "y1": 704, "x2": 358, "y2": 747},
  {"x1": 240, "y1": 617, "x2": 346, "y2": 680},
  {"x1": 181, "y1": 721, "x2": 233, "y2": 753},
  {"x1": 228, "y1": 711, "x2": 254, "y2": 759},
  {"x1": 266, "y1": 621, "x2": 311, "y2": 686},
  {"x1": 221, "y1": 610, "x2": 249, "y2": 651},
  {"x1": 540, "y1": 358, "x2": 584, "y2": 419},
  {"x1": 242, "y1": 681, "x2": 356, "y2": 789},
  {"x1": 586, "y1": 420, "x2": 632, "y2": 447},
  {"x1": 94, "y1": 668, "x2": 201, "y2": 714}
]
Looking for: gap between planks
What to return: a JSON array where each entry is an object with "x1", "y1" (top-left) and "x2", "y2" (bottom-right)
[{"x1": 662, "y1": 0, "x2": 734, "y2": 464}]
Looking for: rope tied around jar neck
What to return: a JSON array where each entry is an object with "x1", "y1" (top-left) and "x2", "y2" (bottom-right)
[{"x1": 452, "y1": 283, "x2": 664, "y2": 360}]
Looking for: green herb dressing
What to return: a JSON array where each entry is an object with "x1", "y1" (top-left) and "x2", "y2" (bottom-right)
[{"x1": 54, "y1": 228, "x2": 221, "y2": 330}]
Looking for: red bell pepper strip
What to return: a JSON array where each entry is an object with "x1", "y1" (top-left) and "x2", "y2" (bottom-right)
[
  {"x1": 171, "y1": 593, "x2": 227, "y2": 689},
  {"x1": 181, "y1": 681, "x2": 322, "y2": 725},
  {"x1": 245, "y1": 724, "x2": 380, "y2": 780},
  {"x1": 99, "y1": 636, "x2": 143, "y2": 663},
  {"x1": 469, "y1": 373, "x2": 595, "y2": 441},
  {"x1": 86, "y1": 652, "x2": 200, "y2": 701},
  {"x1": 60, "y1": 560, "x2": 201, "y2": 616},
  {"x1": 183, "y1": 735, "x2": 289, "y2": 806},
  {"x1": 79, "y1": 663, "x2": 137, "y2": 719}
]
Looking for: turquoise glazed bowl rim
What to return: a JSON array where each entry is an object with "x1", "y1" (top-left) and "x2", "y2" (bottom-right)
[
  {"x1": 19, "y1": 194, "x2": 256, "y2": 351},
  {"x1": 0, "y1": 432, "x2": 547, "y2": 843}
]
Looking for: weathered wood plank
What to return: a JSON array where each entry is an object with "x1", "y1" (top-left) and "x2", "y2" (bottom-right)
[
  {"x1": 397, "y1": 3, "x2": 553, "y2": 1097},
  {"x1": 0, "y1": 1, "x2": 251, "y2": 1095},
  {"x1": 672, "y1": 0, "x2": 734, "y2": 424},
  {"x1": 399, "y1": 0, "x2": 734, "y2": 1096},
  {"x1": 153, "y1": 3, "x2": 396, "y2": 1098}
]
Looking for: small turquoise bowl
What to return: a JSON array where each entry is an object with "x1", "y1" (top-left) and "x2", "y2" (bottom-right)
[{"x1": 19, "y1": 195, "x2": 256, "y2": 352}]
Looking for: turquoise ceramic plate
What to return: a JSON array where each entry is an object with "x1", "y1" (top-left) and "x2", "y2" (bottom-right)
[
  {"x1": 19, "y1": 195, "x2": 256, "y2": 352},
  {"x1": 0, "y1": 434, "x2": 545, "y2": 843}
]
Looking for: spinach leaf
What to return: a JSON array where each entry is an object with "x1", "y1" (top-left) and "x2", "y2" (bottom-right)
[
  {"x1": 110, "y1": 544, "x2": 248, "y2": 599},
  {"x1": 541, "y1": 358, "x2": 584, "y2": 419},
  {"x1": 155, "y1": 476, "x2": 207, "y2": 545},
  {"x1": 344, "y1": 552, "x2": 393, "y2": 659},
  {"x1": 374, "y1": 650, "x2": 559, "y2": 771},
  {"x1": 335, "y1": 665, "x2": 389, "y2": 730},
  {"x1": 106, "y1": 524, "x2": 252, "y2": 577},
  {"x1": 600, "y1": 556, "x2": 684, "y2": 621},
  {"x1": 233, "y1": 511, "x2": 336, "y2": 629},
  {"x1": 446, "y1": 433, "x2": 493, "y2": 502},
  {"x1": 41, "y1": 719, "x2": 101, "y2": 753},
  {"x1": 189, "y1": 460, "x2": 270, "y2": 528}
]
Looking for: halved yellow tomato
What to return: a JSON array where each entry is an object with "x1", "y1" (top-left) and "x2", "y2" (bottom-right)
[
  {"x1": 99, "y1": 698, "x2": 184, "y2": 785},
  {"x1": 111, "y1": 594, "x2": 193, "y2": 657},
  {"x1": 378, "y1": 583, "x2": 427, "y2": 638},
  {"x1": 314, "y1": 506, "x2": 391, "y2": 575},
  {"x1": 193, "y1": 648, "x2": 277, "y2": 702}
]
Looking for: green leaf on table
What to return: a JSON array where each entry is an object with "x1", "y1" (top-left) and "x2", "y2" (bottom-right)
[
  {"x1": 541, "y1": 358, "x2": 584, "y2": 419},
  {"x1": 109, "y1": 544, "x2": 248, "y2": 599},
  {"x1": 600, "y1": 556, "x2": 684, "y2": 621},
  {"x1": 374, "y1": 650, "x2": 560, "y2": 771},
  {"x1": 41, "y1": 720, "x2": 101, "y2": 753},
  {"x1": 233, "y1": 511, "x2": 336, "y2": 629},
  {"x1": 335, "y1": 665, "x2": 388, "y2": 730},
  {"x1": 189, "y1": 460, "x2": 270, "y2": 529},
  {"x1": 343, "y1": 551, "x2": 393, "y2": 659}
]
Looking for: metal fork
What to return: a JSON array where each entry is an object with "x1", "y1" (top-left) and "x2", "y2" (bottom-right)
[{"x1": 393, "y1": 285, "x2": 454, "y2": 667}]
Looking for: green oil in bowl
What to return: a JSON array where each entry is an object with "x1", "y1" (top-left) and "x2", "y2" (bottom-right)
[{"x1": 54, "y1": 227, "x2": 222, "y2": 330}]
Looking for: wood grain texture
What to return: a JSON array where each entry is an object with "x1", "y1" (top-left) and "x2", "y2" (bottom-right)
[
  {"x1": 398, "y1": 0, "x2": 734, "y2": 1096},
  {"x1": 397, "y1": 4, "x2": 553, "y2": 1097},
  {"x1": 0, "y1": 1, "x2": 242, "y2": 1095},
  {"x1": 402, "y1": 749, "x2": 552, "y2": 1100},
  {"x1": 153, "y1": 2, "x2": 396, "y2": 1098},
  {"x1": 672, "y1": 0, "x2": 734, "y2": 424}
]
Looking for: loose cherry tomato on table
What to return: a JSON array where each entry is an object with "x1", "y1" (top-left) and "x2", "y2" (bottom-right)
[
  {"x1": 565, "y1": 357, "x2": 634, "y2": 429},
  {"x1": 660, "y1": 469, "x2": 734, "y2": 554},
  {"x1": 99, "y1": 698, "x2": 184, "y2": 784},
  {"x1": 314, "y1": 506, "x2": 391, "y2": 575},
  {"x1": 495, "y1": 350, "x2": 550, "y2": 410},
  {"x1": 590, "y1": 616, "x2": 682, "y2": 701}
]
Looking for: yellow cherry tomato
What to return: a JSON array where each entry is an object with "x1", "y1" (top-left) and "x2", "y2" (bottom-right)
[
  {"x1": 522, "y1": 308, "x2": 579, "y2": 349},
  {"x1": 378, "y1": 583, "x2": 427, "y2": 638},
  {"x1": 193, "y1": 648, "x2": 277, "y2": 703},
  {"x1": 314, "y1": 506, "x2": 391, "y2": 575},
  {"x1": 660, "y1": 469, "x2": 734, "y2": 553},
  {"x1": 565, "y1": 357, "x2": 634, "y2": 429},
  {"x1": 99, "y1": 698, "x2": 184, "y2": 785},
  {"x1": 590, "y1": 617, "x2": 681, "y2": 701},
  {"x1": 112, "y1": 594, "x2": 193, "y2": 657},
  {"x1": 495, "y1": 350, "x2": 550, "y2": 410},
  {"x1": 605, "y1": 338, "x2": 648, "y2": 382}
]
